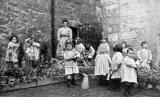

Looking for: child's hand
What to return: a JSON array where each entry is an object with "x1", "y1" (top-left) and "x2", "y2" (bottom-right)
[{"x1": 148, "y1": 60, "x2": 151, "y2": 64}]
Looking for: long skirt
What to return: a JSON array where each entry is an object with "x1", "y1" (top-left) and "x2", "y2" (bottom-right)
[
  {"x1": 94, "y1": 54, "x2": 110, "y2": 76},
  {"x1": 56, "y1": 37, "x2": 69, "y2": 57}
]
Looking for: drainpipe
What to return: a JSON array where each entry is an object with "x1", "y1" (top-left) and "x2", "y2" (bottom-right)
[{"x1": 51, "y1": 0, "x2": 56, "y2": 58}]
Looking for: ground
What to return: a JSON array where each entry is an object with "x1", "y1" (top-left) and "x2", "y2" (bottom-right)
[{"x1": 1, "y1": 80, "x2": 160, "y2": 97}]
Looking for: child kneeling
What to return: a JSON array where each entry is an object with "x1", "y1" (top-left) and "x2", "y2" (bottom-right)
[{"x1": 63, "y1": 42, "x2": 80, "y2": 87}]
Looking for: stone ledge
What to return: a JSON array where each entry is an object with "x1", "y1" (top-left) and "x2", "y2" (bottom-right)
[
  {"x1": 0, "y1": 76, "x2": 65, "y2": 93},
  {"x1": 0, "y1": 66, "x2": 95, "y2": 93}
]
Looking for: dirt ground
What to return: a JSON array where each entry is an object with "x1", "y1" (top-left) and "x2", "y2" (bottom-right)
[{"x1": 1, "y1": 79, "x2": 160, "y2": 97}]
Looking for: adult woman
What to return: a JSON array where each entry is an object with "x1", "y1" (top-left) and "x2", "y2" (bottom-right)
[{"x1": 56, "y1": 20, "x2": 72, "y2": 57}]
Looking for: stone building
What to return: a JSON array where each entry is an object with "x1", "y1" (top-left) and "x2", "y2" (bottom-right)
[
  {"x1": 0, "y1": 0, "x2": 160, "y2": 64},
  {"x1": 96, "y1": 0, "x2": 160, "y2": 65}
]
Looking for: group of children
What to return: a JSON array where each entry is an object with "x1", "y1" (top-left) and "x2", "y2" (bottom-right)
[
  {"x1": 5, "y1": 33, "x2": 153, "y2": 96},
  {"x1": 61, "y1": 37, "x2": 95, "y2": 87},
  {"x1": 4, "y1": 34, "x2": 47, "y2": 85},
  {"x1": 94, "y1": 39, "x2": 153, "y2": 97}
]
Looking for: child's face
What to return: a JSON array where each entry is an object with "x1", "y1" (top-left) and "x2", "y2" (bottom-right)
[
  {"x1": 101, "y1": 39, "x2": 106, "y2": 43},
  {"x1": 142, "y1": 43, "x2": 148, "y2": 49},
  {"x1": 12, "y1": 37, "x2": 18, "y2": 43},
  {"x1": 122, "y1": 43, "x2": 126, "y2": 48},
  {"x1": 63, "y1": 22, "x2": 68, "y2": 27},
  {"x1": 66, "y1": 44, "x2": 73, "y2": 50},
  {"x1": 26, "y1": 42, "x2": 31, "y2": 47},
  {"x1": 75, "y1": 39, "x2": 78, "y2": 44},
  {"x1": 127, "y1": 50, "x2": 134, "y2": 57}
]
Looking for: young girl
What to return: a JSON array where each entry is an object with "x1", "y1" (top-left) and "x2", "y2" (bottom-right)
[
  {"x1": 24, "y1": 39, "x2": 36, "y2": 81},
  {"x1": 121, "y1": 48, "x2": 138, "y2": 97},
  {"x1": 137, "y1": 41, "x2": 152, "y2": 70},
  {"x1": 94, "y1": 38, "x2": 112, "y2": 86},
  {"x1": 74, "y1": 37, "x2": 85, "y2": 54},
  {"x1": 110, "y1": 43, "x2": 123, "y2": 90},
  {"x1": 5, "y1": 35, "x2": 20, "y2": 85},
  {"x1": 6, "y1": 35, "x2": 20, "y2": 67},
  {"x1": 63, "y1": 42, "x2": 80, "y2": 87},
  {"x1": 32, "y1": 37, "x2": 41, "y2": 68},
  {"x1": 121, "y1": 41, "x2": 128, "y2": 56},
  {"x1": 83, "y1": 43, "x2": 95, "y2": 62},
  {"x1": 137, "y1": 41, "x2": 152, "y2": 89}
]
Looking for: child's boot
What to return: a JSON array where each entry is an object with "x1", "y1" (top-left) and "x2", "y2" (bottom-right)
[
  {"x1": 99, "y1": 75, "x2": 103, "y2": 86},
  {"x1": 71, "y1": 74, "x2": 78, "y2": 85},
  {"x1": 123, "y1": 84, "x2": 130, "y2": 97},
  {"x1": 128, "y1": 85, "x2": 134, "y2": 95},
  {"x1": 66, "y1": 79, "x2": 71, "y2": 87}
]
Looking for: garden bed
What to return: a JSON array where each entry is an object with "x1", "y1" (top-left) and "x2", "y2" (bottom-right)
[{"x1": 0, "y1": 60, "x2": 95, "y2": 92}]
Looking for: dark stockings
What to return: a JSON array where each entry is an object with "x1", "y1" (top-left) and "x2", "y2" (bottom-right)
[
  {"x1": 123, "y1": 82, "x2": 134, "y2": 97},
  {"x1": 110, "y1": 79, "x2": 121, "y2": 90}
]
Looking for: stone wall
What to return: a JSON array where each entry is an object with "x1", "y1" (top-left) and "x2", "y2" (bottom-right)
[
  {"x1": 0, "y1": 0, "x2": 99, "y2": 58},
  {"x1": 96, "y1": 0, "x2": 160, "y2": 64}
]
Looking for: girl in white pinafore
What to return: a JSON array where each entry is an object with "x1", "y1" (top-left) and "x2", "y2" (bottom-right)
[
  {"x1": 121, "y1": 48, "x2": 138, "y2": 97},
  {"x1": 110, "y1": 44, "x2": 123, "y2": 90},
  {"x1": 94, "y1": 38, "x2": 112, "y2": 86}
]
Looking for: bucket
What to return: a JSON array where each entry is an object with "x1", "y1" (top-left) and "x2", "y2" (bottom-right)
[{"x1": 81, "y1": 73, "x2": 89, "y2": 89}]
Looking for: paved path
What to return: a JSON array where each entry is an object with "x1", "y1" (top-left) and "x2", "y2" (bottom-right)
[{"x1": 1, "y1": 80, "x2": 160, "y2": 97}]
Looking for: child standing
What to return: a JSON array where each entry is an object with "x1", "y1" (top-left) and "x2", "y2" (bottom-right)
[
  {"x1": 137, "y1": 41, "x2": 152, "y2": 70},
  {"x1": 32, "y1": 37, "x2": 41, "y2": 69},
  {"x1": 6, "y1": 35, "x2": 20, "y2": 67},
  {"x1": 137, "y1": 41, "x2": 152, "y2": 89},
  {"x1": 94, "y1": 38, "x2": 112, "y2": 86},
  {"x1": 5, "y1": 35, "x2": 20, "y2": 85},
  {"x1": 63, "y1": 42, "x2": 80, "y2": 87},
  {"x1": 121, "y1": 48, "x2": 138, "y2": 97},
  {"x1": 110, "y1": 44, "x2": 123, "y2": 90},
  {"x1": 121, "y1": 41, "x2": 128, "y2": 56},
  {"x1": 24, "y1": 40, "x2": 35, "y2": 81}
]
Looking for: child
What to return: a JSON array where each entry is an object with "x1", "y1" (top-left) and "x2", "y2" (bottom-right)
[
  {"x1": 24, "y1": 40, "x2": 35, "y2": 68},
  {"x1": 74, "y1": 37, "x2": 85, "y2": 54},
  {"x1": 63, "y1": 42, "x2": 80, "y2": 87},
  {"x1": 97, "y1": 38, "x2": 110, "y2": 56},
  {"x1": 137, "y1": 41, "x2": 152, "y2": 70},
  {"x1": 5, "y1": 35, "x2": 20, "y2": 85},
  {"x1": 137, "y1": 41, "x2": 152, "y2": 89},
  {"x1": 94, "y1": 38, "x2": 112, "y2": 86},
  {"x1": 83, "y1": 43, "x2": 95, "y2": 63},
  {"x1": 6, "y1": 35, "x2": 20, "y2": 68},
  {"x1": 121, "y1": 41, "x2": 128, "y2": 56},
  {"x1": 121, "y1": 48, "x2": 138, "y2": 97},
  {"x1": 110, "y1": 43, "x2": 123, "y2": 90},
  {"x1": 32, "y1": 37, "x2": 41, "y2": 68},
  {"x1": 24, "y1": 40, "x2": 35, "y2": 81}
]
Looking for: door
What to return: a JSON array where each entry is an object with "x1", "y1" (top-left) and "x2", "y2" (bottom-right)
[{"x1": 79, "y1": 23, "x2": 102, "y2": 51}]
